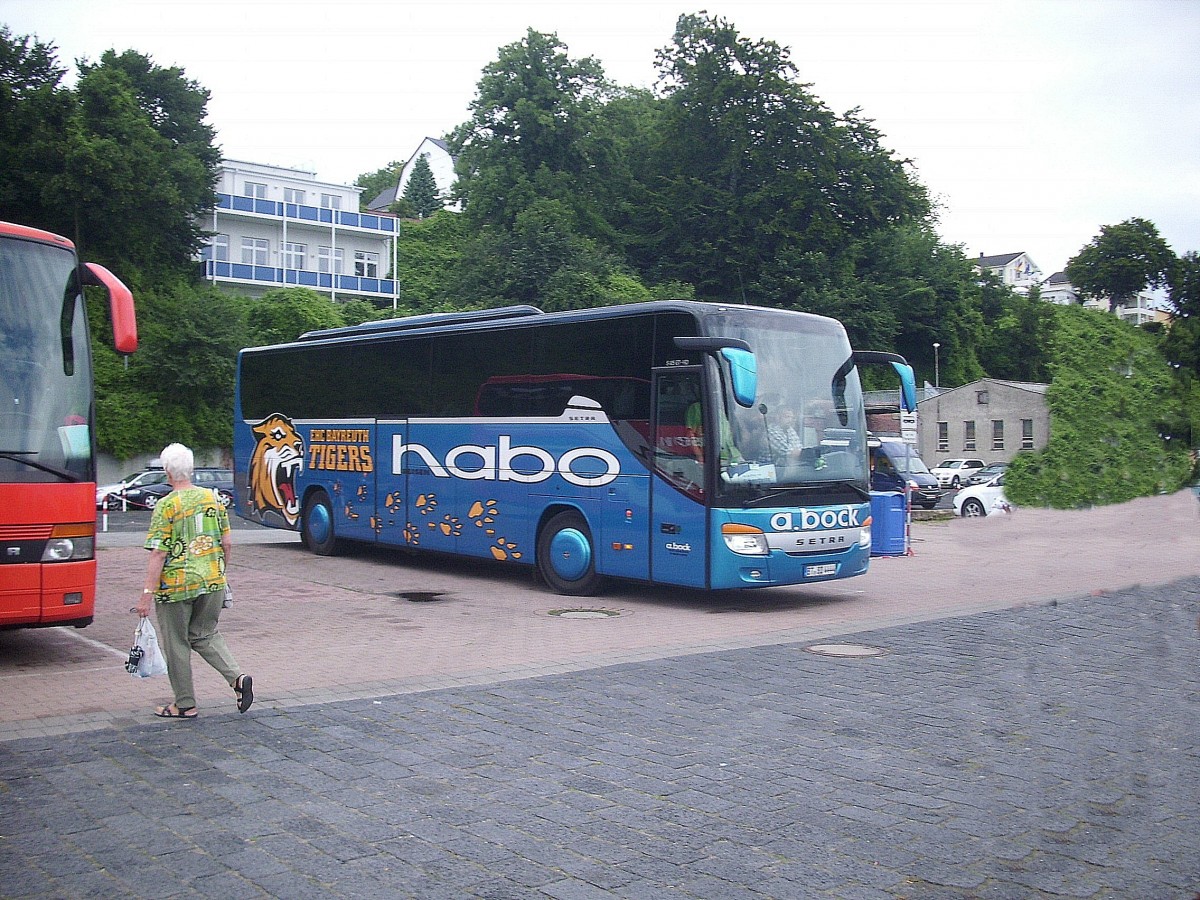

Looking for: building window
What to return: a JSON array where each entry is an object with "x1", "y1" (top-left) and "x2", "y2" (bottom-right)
[
  {"x1": 243, "y1": 181, "x2": 268, "y2": 200},
  {"x1": 284, "y1": 188, "x2": 306, "y2": 205},
  {"x1": 318, "y1": 246, "x2": 344, "y2": 274},
  {"x1": 964, "y1": 421, "x2": 976, "y2": 451},
  {"x1": 976, "y1": 390, "x2": 989, "y2": 404},
  {"x1": 211, "y1": 233, "x2": 229, "y2": 262},
  {"x1": 937, "y1": 422, "x2": 948, "y2": 453},
  {"x1": 1022, "y1": 419, "x2": 1034, "y2": 450},
  {"x1": 354, "y1": 250, "x2": 379, "y2": 278},
  {"x1": 320, "y1": 193, "x2": 342, "y2": 210},
  {"x1": 283, "y1": 242, "x2": 306, "y2": 270},
  {"x1": 240, "y1": 237, "x2": 269, "y2": 266},
  {"x1": 992, "y1": 420, "x2": 1004, "y2": 450}
]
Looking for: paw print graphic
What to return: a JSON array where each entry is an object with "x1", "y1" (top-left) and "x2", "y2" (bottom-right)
[
  {"x1": 356, "y1": 485, "x2": 368, "y2": 502},
  {"x1": 468, "y1": 499, "x2": 499, "y2": 534},
  {"x1": 385, "y1": 492, "x2": 404, "y2": 513},
  {"x1": 433, "y1": 514, "x2": 463, "y2": 537},
  {"x1": 489, "y1": 537, "x2": 522, "y2": 561},
  {"x1": 344, "y1": 503, "x2": 359, "y2": 521},
  {"x1": 414, "y1": 493, "x2": 438, "y2": 516},
  {"x1": 369, "y1": 515, "x2": 383, "y2": 534},
  {"x1": 402, "y1": 523, "x2": 420, "y2": 545}
]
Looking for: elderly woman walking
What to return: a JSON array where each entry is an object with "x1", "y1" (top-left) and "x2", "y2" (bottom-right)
[{"x1": 134, "y1": 443, "x2": 253, "y2": 719}]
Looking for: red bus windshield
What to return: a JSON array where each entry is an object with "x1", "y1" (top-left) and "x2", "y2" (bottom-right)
[{"x1": 0, "y1": 233, "x2": 96, "y2": 483}]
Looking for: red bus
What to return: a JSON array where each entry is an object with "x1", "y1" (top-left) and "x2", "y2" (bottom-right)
[{"x1": 0, "y1": 222, "x2": 137, "y2": 629}]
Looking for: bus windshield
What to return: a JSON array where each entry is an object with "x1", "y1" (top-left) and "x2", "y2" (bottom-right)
[
  {"x1": 0, "y1": 238, "x2": 94, "y2": 483},
  {"x1": 703, "y1": 307, "x2": 868, "y2": 499}
]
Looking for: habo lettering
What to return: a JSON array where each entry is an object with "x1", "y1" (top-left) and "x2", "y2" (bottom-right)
[{"x1": 392, "y1": 435, "x2": 620, "y2": 488}]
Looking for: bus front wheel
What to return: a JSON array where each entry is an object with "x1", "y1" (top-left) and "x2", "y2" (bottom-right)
[
  {"x1": 537, "y1": 511, "x2": 602, "y2": 596},
  {"x1": 302, "y1": 492, "x2": 339, "y2": 555}
]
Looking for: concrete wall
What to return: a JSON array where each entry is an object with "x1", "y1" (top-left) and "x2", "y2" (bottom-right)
[
  {"x1": 917, "y1": 379, "x2": 1050, "y2": 465},
  {"x1": 97, "y1": 448, "x2": 230, "y2": 487}
]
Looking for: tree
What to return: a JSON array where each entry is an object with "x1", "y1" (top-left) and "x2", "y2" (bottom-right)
[
  {"x1": 450, "y1": 28, "x2": 615, "y2": 231},
  {"x1": 626, "y1": 13, "x2": 930, "y2": 301},
  {"x1": 355, "y1": 159, "x2": 404, "y2": 211},
  {"x1": 0, "y1": 36, "x2": 219, "y2": 278},
  {"x1": 244, "y1": 288, "x2": 346, "y2": 346},
  {"x1": 1006, "y1": 306, "x2": 1190, "y2": 507},
  {"x1": 1065, "y1": 218, "x2": 1176, "y2": 313},
  {"x1": 402, "y1": 154, "x2": 441, "y2": 218}
]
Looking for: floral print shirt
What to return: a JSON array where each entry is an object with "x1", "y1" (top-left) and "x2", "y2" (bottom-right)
[{"x1": 144, "y1": 487, "x2": 230, "y2": 601}]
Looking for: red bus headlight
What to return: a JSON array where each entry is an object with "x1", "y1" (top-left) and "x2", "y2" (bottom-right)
[{"x1": 41, "y1": 523, "x2": 95, "y2": 562}]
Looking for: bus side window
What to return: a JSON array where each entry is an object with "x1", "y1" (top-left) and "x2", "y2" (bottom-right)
[{"x1": 654, "y1": 373, "x2": 705, "y2": 498}]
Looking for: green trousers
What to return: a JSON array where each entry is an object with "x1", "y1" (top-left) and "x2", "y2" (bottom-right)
[{"x1": 155, "y1": 591, "x2": 240, "y2": 710}]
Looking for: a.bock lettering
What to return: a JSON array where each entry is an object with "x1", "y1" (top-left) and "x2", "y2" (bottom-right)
[{"x1": 770, "y1": 507, "x2": 863, "y2": 532}]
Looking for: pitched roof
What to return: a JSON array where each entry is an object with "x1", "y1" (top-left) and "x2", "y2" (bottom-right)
[
  {"x1": 976, "y1": 252, "x2": 1025, "y2": 268},
  {"x1": 366, "y1": 183, "x2": 400, "y2": 211}
]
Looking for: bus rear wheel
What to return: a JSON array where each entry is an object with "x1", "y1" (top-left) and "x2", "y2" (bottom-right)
[
  {"x1": 537, "y1": 510, "x2": 602, "y2": 596},
  {"x1": 302, "y1": 491, "x2": 339, "y2": 555}
]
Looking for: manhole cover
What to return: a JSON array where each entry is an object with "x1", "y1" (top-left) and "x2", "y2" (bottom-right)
[
  {"x1": 398, "y1": 591, "x2": 445, "y2": 602},
  {"x1": 547, "y1": 608, "x2": 623, "y2": 619},
  {"x1": 805, "y1": 643, "x2": 888, "y2": 658}
]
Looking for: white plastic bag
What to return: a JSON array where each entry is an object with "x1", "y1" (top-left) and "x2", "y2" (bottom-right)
[{"x1": 126, "y1": 618, "x2": 168, "y2": 678}]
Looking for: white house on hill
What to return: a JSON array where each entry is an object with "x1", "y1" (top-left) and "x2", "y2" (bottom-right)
[
  {"x1": 975, "y1": 252, "x2": 1043, "y2": 294},
  {"x1": 367, "y1": 138, "x2": 459, "y2": 213}
]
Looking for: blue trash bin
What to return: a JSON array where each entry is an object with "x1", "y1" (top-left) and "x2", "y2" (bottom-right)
[{"x1": 869, "y1": 491, "x2": 907, "y2": 557}]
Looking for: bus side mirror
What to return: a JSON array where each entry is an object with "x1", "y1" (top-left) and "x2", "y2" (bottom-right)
[
  {"x1": 891, "y1": 361, "x2": 917, "y2": 412},
  {"x1": 721, "y1": 348, "x2": 757, "y2": 408},
  {"x1": 83, "y1": 263, "x2": 138, "y2": 354}
]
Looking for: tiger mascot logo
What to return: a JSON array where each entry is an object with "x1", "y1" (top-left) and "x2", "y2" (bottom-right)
[{"x1": 248, "y1": 414, "x2": 304, "y2": 526}]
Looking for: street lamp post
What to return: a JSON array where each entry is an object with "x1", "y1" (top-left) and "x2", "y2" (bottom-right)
[{"x1": 933, "y1": 342, "x2": 941, "y2": 388}]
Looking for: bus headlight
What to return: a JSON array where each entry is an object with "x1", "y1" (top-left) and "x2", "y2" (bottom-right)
[
  {"x1": 42, "y1": 524, "x2": 95, "y2": 562},
  {"x1": 859, "y1": 515, "x2": 872, "y2": 549},
  {"x1": 721, "y1": 523, "x2": 769, "y2": 556}
]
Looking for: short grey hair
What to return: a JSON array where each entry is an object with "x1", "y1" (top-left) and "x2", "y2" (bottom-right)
[{"x1": 159, "y1": 443, "x2": 194, "y2": 482}]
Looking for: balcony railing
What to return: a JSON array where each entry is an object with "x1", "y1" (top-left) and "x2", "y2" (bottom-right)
[
  {"x1": 201, "y1": 260, "x2": 396, "y2": 298},
  {"x1": 214, "y1": 193, "x2": 398, "y2": 234}
]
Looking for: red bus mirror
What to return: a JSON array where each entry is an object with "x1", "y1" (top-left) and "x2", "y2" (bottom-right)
[{"x1": 83, "y1": 262, "x2": 138, "y2": 354}]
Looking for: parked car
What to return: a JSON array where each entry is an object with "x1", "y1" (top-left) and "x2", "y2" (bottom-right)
[
  {"x1": 931, "y1": 457, "x2": 986, "y2": 488},
  {"x1": 116, "y1": 468, "x2": 235, "y2": 510},
  {"x1": 96, "y1": 468, "x2": 167, "y2": 508},
  {"x1": 870, "y1": 440, "x2": 942, "y2": 509},
  {"x1": 953, "y1": 472, "x2": 1011, "y2": 517},
  {"x1": 964, "y1": 462, "x2": 1008, "y2": 486}
]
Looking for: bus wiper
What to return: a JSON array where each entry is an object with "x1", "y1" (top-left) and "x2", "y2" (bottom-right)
[
  {"x1": 0, "y1": 451, "x2": 79, "y2": 482},
  {"x1": 742, "y1": 480, "x2": 869, "y2": 507}
]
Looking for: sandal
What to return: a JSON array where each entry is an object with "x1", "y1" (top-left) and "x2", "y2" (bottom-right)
[
  {"x1": 154, "y1": 704, "x2": 197, "y2": 719},
  {"x1": 234, "y1": 674, "x2": 254, "y2": 713}
]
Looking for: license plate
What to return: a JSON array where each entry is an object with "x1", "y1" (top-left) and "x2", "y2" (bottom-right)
[{"x1": 805, "y1": 563, "x2": 837, "y2": 577}]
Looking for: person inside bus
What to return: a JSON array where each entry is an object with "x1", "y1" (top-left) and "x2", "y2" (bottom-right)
[
  {"x1": 766, "y1": 405, "x2": 804, "y2": 468},
  {"x1": 686, "y1": 401, "x2": 744, "y2": 471},
  {"x1": 135, "y1": 442, "x2": 253, "y2": 719}
]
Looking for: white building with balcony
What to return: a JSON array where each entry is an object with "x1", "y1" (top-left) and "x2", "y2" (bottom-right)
[
  {"x1": 198, "y1": 160, "x2": 399, "y2": 304},
  {"x1": 1039, "y1": 271, "x2": 1168, "y2": 325}
]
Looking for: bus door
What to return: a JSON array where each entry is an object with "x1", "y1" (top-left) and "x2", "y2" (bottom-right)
[
  {"x1": 324, "y1": 421, "x2": 380, "y2": 544},
  {"x1": 375, "y1": 420, "x2": 408, "y2": 547},
  {"x1": 650, "y1": 368, "x2": 709, "y2": 588}
]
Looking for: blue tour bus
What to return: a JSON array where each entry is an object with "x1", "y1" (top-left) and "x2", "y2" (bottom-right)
[{"x1": 233, "y1": 301, "x2": 915, "y2": 595}]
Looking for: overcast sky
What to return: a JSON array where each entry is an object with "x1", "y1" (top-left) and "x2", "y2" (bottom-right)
[{"x1": 4, "y1": 0, "x2": 1198, "y2": 275}]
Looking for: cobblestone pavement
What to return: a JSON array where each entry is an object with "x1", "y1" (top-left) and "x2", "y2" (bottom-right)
[{"x1": 2, "y1": 578, "x2": 1197, "y2": 899}]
